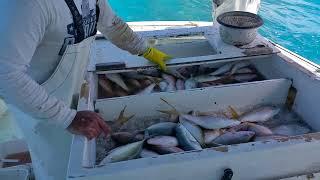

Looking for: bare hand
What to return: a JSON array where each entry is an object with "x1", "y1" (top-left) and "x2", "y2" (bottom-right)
[{"x1": 67, "y1": 111, "x2": 111, "y2": 139}]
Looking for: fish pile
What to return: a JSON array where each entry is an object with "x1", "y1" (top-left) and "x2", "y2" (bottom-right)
[
  {"x1": 98, "y1": 61, "x2": 262, "y2": 98},
  {"x1": 98, "y1": 102, "x2": 312, "y2": 165}
]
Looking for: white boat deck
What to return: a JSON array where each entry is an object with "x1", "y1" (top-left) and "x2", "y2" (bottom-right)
[{"x1": 91, "y1": 22, "x2": 279, "y2": 73}]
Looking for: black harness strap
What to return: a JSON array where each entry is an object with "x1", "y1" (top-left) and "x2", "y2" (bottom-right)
[
  {"x1": 64, "y1": 0, "x2": 85, "y2": 43},
  {"x1": 93, "y1": 0, "x2": 100, "y2": 35},
  {"x1": 64, "y1": 0, "x2": 100, "y2": 43}
]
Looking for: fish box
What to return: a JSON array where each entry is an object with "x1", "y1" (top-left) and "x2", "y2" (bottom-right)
[{"x1": 68, "y1": 26, "x2": 320, "y2": 179}]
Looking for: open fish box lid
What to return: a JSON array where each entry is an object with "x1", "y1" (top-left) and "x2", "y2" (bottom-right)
[{"x1": 88, "y1": 25, "x2": 280, "y2": 72}]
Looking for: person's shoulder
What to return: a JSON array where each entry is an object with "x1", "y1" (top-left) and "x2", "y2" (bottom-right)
[{"x1": 2, "y1": 0, "x2": 51, "y2": 12}]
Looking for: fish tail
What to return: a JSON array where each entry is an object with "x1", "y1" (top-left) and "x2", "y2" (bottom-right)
[
  {"x1": 114, "y1": 106, "x2": 135, "y2": 131},
  {"x1": 228, "y1": 106, "x2": 240, "y2": 119},
  {"x1": 160, "y1": 98, "x2": 181, "y2": 115}
]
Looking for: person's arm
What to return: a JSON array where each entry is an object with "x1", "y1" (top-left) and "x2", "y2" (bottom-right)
[
  {"x1": 0, "y1": 0, "x2": 109, "y2": 138},
  {"x1": 97, "y1": 0, "x2": 171, "y2": 70},
  {"x1": 0, "y1": 1, "x2": 75, "y2": 128},
  {"x1": 96, "y1": 0, "x2": 147, "y2": 55}
]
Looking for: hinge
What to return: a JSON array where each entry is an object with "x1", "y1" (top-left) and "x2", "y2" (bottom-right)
[{"x1": 285, "y1": 86, "x2": 297, "y2": 111}]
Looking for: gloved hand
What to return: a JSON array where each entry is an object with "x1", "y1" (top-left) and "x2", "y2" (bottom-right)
[{"x1": 142, "y1": 47, "x2": 172, "y2": 71}]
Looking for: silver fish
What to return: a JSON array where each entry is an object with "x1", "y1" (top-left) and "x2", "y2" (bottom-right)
[
  {"x1": 254, "y1": 135, "x2": 288, "y2": 142},
  {"x1": 212, "y1": 131, "x2": 255, "y2": 145},
  {"x1": 99, "y1": 140, "x2": 144, "y2": 165},
  {"x1": 209, "y1": 63, "x2": 234, "y2": 76},
  {"x1": 230, "y1": 61, "x2": 251, "y2": 75},
  {"x1": 204, "y1": 129, "x2": 224, "y2": 144},
  {"x1": 137, "y1": 83, "x2": 156, "y2": 95},
  {"x1": 182, "y1": 114, "x2": 240, "y2": 130},
  {"x1": 185, "y1": 66, "x2": 200, "y2": 76},
  {"x1": 233, "y1": 74, "x2": 257, "y2": 82},
  {"x1": 239, "y1": 106, "x2": 280, "y2": 123},
  {"x1": 159, "y1": 81, "x2": 168, "y2": 92},
  {"x1": 127, "y1": 79, "x2": 142, "y2": 89},
  {"x1": 105, "y1": 74, "x2": 129, "y2": 91},
  {"x1": 271, "y1": 124, "x2": 311, "y2": 136},
  {"x1": 180, "y1": 117, "x2": 204, "y2": 146},
  {"x1": 166, "y1": 83, "x2": 177, "y2": 92},
  {"x1": 235, "y1": 67, "x2": 253, "y2": 74},
  {"x1": 176, "y1": 124, "x2": 202, "y2": 151},
  {"x1": 193, "y1": 75, "x2": 222, "y2": 83},
  {"x1": 146, "y1": 122, "x2": 177, "y2": 136},
  {"x1": 147, "y1": 136, "x2": 179, "y2": 147},
  {"x1": 185, "y1": 78, "x2": 198, "y2": 89},
  {"x1": 150, "y1": 146, "x2": 184, "y2": 155},
  {"x1": 98, "y1": 78, "x2": 113, "y2": 95},
  {"x1": 167, "y1": 69, "x2": 186, "y2": 80},
  {"x1": 199, "y1": 83, "x2": 212, "y2": 88},
  {"x1": 176, "y1": 79, "x2": 185, "y2": 90},
  {"x1": 140, "y1": 79, "x2": 153, "y2": 87},
  {"x1": 228, "y1": 123, "x2": 249, "y2": 132},
  {"x1": 113, "y1": 86, "x2": 129, "y2": 97},
  {"x1": 247, "y1": 123, "x2": 273, "y2": 136},
  {"x1": 140, "y1": 149, "x2": 160, "y2": 158},
  {"x1": 162, "y1": 74, "x2": 176, "y2": 85}
]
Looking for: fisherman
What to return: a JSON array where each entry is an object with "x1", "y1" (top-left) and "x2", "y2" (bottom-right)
[{"x1": 0, "y1": 0, "x2": 170, "y2": 179}]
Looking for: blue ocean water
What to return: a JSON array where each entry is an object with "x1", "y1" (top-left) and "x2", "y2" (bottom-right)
[{"x1": 109, "y1": 0, "x2": 320, "y2": 64}]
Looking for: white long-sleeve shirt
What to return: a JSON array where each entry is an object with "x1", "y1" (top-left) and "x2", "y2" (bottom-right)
[{"x1": 0, "y1": 0, "x2": 147, "y2": 128}]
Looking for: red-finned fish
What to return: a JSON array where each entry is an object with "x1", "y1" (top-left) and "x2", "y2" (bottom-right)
[
  {"x1": 247, "y1": 123, "x2": 273, "y2": 136},
  {"x1": 137, "y1": 83, "x2": 156, "y2": 95},
  {"x1": 98, "y1": 77, "x2": 113, "y2": 95},
  {"x1": 105, "y1": 74, "x2": 129, "y2": 92},
  {"x1": 126, "y1": 79, "x2": 142, "y2": 89}
]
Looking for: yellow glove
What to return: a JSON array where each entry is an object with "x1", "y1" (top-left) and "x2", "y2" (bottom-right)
[{"x1": 142, "y1": 47, "x2": 172, "y2": 71}]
